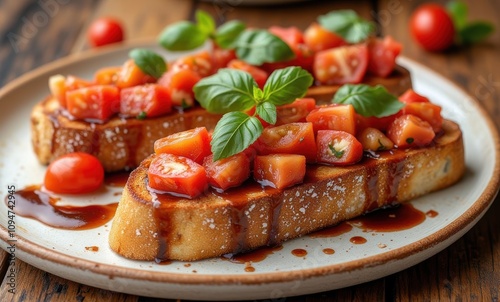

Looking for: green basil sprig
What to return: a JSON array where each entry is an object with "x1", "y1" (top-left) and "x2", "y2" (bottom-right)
[
  {"x1": 447, "y1": 1, "x2": 494, "y2": 45},
  {"x1": 318, "y1": 10, "x2": 375, "y2": 43},
  {"x1": 129, "y1": 48, "x2": 166, "y2": 79},
  {"x1": 233, "y1": 29, "x2": 295, "y2": 65},
  {"x1": 333, "y1": 84, "x2": 404, "y2": 118},
  {"x1": 194, "y1": 66, "x2": 313, "y2": 160}
]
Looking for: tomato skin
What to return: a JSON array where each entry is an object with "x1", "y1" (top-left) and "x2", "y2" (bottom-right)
[
  {"x1": 154, "y1": 127, "x2": 211, "y2": 164},
  {"x1": 203, "y1": 153, "x2": 251, "y2": 191},
  {"x1": 304, "y1": 22, "x2": 346, "y2": 52},
  {"x1": 306, "y1": 104, "x2": 357, "y2": 135},
  {"x1": 357, "y1": 127, "x2": 394, "y2": 151},
  {"x1": 158, "y1": 68, "x2": 201, "y2": 108},
  {"x1": 257, "y1": 122, "x2": 317, "y2": 162},
  {"x1": 116, "y1": 59, "x2": 156, "y2": 89},
  {"x1": 387, "y1": 114, "x2": 435, "y2": 148},
  {"x1": 227, "y1": 59, "x2": 268, "y2": 88},
  {"x1": 313, "y1": 44, "x2": 369, "y2": 85},
  {"x1": 120, "y1": 84, "x2": 172, "y2": 118},
  {"x1": 367, "y1": 36, "x2": 402, "y2": 78},
  {"x1": 410, "y1": 4, "x2": 455, "y2": 51},
  {"x1": 44, "y1": 152, "x2": 104, "y2": 194},
  {"x1": 148, "y1": 153, "x2": 208, "y2": 198},
  {"x1": 87, "y1": 17, "x2": 124, "y2": 47},
  {"x1": 276, "y1": 98, "x2": 316, "y2": 125},
  {"x1": 253, "y1": 154, "x2": 306, "y2": 189},
  {"x1": 316, "y1": 130, "x2": 363, "y2": 165},
  {"x1": 66, "y1": 85, "x2": 120, "y2": 121}
]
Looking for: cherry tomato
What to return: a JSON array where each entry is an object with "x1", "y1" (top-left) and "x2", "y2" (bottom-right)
[
  {"x1": 303, "y1": 22, "x2": 346, "y2": 52},
  {"x1": 116, "y1": 59, "x2": 156, "y2": 89},
  {"x1": 148, "y1": 153, "x2": 208, "y2": 198},
  {"x1": 398, "y1": 89, "x2": 430, "y2": 103},
  {"x1": 257, "y1": 122, "x2": 317, "y2": 162},
  {"x1": 316, "y1": 130, "x2": 363, "y2": 165},
  {"x1": 44, "y1": 152, "x2": 104, "y2": 194},
  {"x1": 387, "y1": 114, "x2": 435, "y2": 148},
  {"x1": 65, "y1": 85, "x2": 120, "y2": 121},
  {"x1": 120, "y1": 84, "x2": 172, "y2": 118},
  {"x1": 401, "y1": 102, "x2": 443, "y2": 132},
  {"x1": 313, "y1": 44, "x2": 369, "y2": 85},
  {"x1": 276, "y1": 98, "x2": 316, "y2": 125},
  {"x1": 410, "y1": 4, "x2": 455, "y2": 51},
  {"x1": 158, "y1": 68, "x2": 201, "y2": 108},
  {"x1": 154, "y1": 127, "x2": 211, "y2": 164},
  {"x1": 367, "y1": 36, "x2": 402, "y2": 78},
  {"x1": 203, "y1": 153, "x2": 250, "y2": 191},
  {"x1": 253, "y1": 154, "x2": 306, "y2": 189},
  {"x1": 87, "y1": 17, "x2": 124, "y2": 47},
  {"x1": 306, "y1": 104, "x2": 357, "y2": 135},
  {"x1": 227, "y1": 59, "x2": 268, "y2": 88},
  {"x1": 357, "y1": 127, "x2": 394, "y2": 151}
]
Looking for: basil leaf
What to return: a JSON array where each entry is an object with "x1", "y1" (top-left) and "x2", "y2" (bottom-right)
[
  {"x1": 447, "y1": 0, "x2": 468, "y2": 30},
  {"x1": 263, "y1": 66, "x2": 314, "y2": 106},
  {"x1": 193, "y1": 68, "x2": 257, "y2": 114},
  {"x1": 318, "y1": 10, "x2": 375, "y2": 43},
  {"x1": 256, "y1": 102, "x2": 277, "y2": 125},
  {"x1": 211, "y1": 112, "x2": 263, "y2": 161},
  {"x1": 333, "y1": 84, "x2": 404, "y2": 117},
  {"x1": 215, "y1": 20, "x2": 246, "y2": 49},
  {"x1": 129, "y1": 48, "x2": 166, "y2": 79},
  {"x1": 460, "y1": 21, "x2": 494, "y2": 44},
  {"x1": 234, "y1": 29, "x2": 295, "y2": 65},
  {"x1": 196, "y1": 10, "x2": 216, "y2": 35},
  {"x1": 158, "y1": 21, "x2": 207, "y2": 51}
]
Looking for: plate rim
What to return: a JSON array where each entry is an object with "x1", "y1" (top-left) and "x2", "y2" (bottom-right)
[{"x1": 1, "y1": 41, "x2": 499, "y2": 286}]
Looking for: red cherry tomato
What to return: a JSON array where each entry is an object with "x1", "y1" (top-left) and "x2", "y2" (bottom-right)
[
  {"x1": 44, "y1": 153, "x2": 104, "y2": 194},
  {"x1": 313, "y1": 44, "x2": 369, "y2": 85},
  {"x1": 87, "y1": 17, "x2": 124, "y2": 47},
  {"x1": 316, "y1": 130, "x2": 363, "y2": 166},
  {"x1": 409, "y1": 4, "x2": 455, "y2": 51}
]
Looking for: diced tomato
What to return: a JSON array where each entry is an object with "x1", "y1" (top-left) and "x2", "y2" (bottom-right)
[
  {"x1": 227, "y1": 59, "x2": 268, "y2": 88},
  {"x1": 253, "y1": 154, "x2": 306, "y2": 189},
  {"x1": 367, "y1": 36, "x2": 402, "y2": 78},
  {"x1": 120, "y1": 84, "x2": 172, "y2": 118},
  {"x1": 115, "y1": 59, "x2": 156, "y2": 89},
  {"x1": 303, "y1": 22, "x2": 346, "y2": 52},
  {"x1": 401, "y1": 102, "x2": 443, "y2": 132},
  {"x1": 211, "y1": 47, "x2": 237, "y2": 70},
  {"x1": 276, "y1": 98, "x2": 316, "y2": 125},
  {"x1": 148, "y1": 153, "x2": 208, "y2": 198},
  {"x1": 170, "y1": 50, "x2": 214, "y2": 77},
  {"x1": 306, "y1": 104, "x2": 356, "y2": 135},
  {"x1": 356, "y1": 113, "x2": 399, "y2": 133},
  {"x1": 313, "y1": 44, "x2": 369, "y2": 85},
  {"x1": 357, "y1": 127, "x2": 394, "y2": 151},
  {"x1": 154, "y1": 127, "x2": 211, "y2": 164},
  {"x1": 49, "y1": 75, "x2": 93, "y2": 107},
  {"x1": 257, "y1": 122, "x2": 317, "y2": 162},
  {"x1": 203, "y1": 153, "x2": 250, "y2": 191},
  {"x1": 94, "y1": 66, "x2": 121, "y2": 85},
  {"x1": 387, "y1": 114, "x2": 435, "y2": 148},
  {"x1": 158, "y1": 68, "x2": 201, "y2": 108},
  {"x1": 316, "y1": 130, "x2": 363, "y2": 165},
  {"x1": 66, "y1": 85, "x2": 120, "y2": 121},
  {"x1": 269, "y1": 26, "x2": 304, "y2": 46},
  {"x1": 398, "y1": 89, "x2": 430, "y2": 103}
]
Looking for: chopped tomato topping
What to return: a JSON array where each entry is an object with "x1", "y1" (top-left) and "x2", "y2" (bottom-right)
[
  {"x1": 356, "y1": 113, "x2": 399, "y2": 133},
  {"x1": 148, "y1": 153, "x2": 208, "y2": 198},
  {"x1": 357, "y1": 127, "x2": 394, "y2": 151},
  {"x1": 211, "y1": 47, "x2": 237, "y2": 70},
  {"x1": 303, "y1": 22, "x2": 346, "y2": 52},
  {"x1": 94, "y1": 66, "x2": 121, "y2": 85},
  {"x1": 65, "y1": 85, "x2": 120, "y2": 121},
  {"x1": 313, "y1": 44, "x2": 368, "y2": 85},
  {"x1": 367, "y1": 36, "x2": 402, "y2": 78},
  {"x1": 115, "y1": 59, "x2": 156, "y2": 89},
  {"x1": 401, "y1": 102, "x2": 443, "y2": 132},
  {"x1": 276, "y1": 98, "x2": 316, "y2": 125},
  {"x1": 49, "y1": 75, "x2": 93, "y2": 107},
  {"x1": 170, "y1": 50, "x2": 214, "y2": 77},
  {"x1": 387, "y1": 114, "x2": 435, "y2": 148},
  {"x1": 120, "y1": 84, "x2": 172, "y2": 118},
  {"x1": 227, "y1": 59, "x2": 268, "y2": 88},
  {"x1": 257, "y1": 122, "x2": 317, "y2": 162},
  {"x1": 398, "y1": 89, "x2": 430, "y2": 103},
  {"x1": 154, "y1": 127, "x2": 211, "y2": 164},
  {"x1": 203, "y1": 153, "x2": 251, "y2": 191},
  {"x1": 306, "y1": 104, "x2": 356, "y2": 135},
  {"x1": 316, "y1": 130, "x2": 363, "y2": 165},
  {"x1": 158, "y1": 68, "x2": 201, "y2": 108},
  {"x1": 253, "y1": 154, "x2": 306, "y2": 189}
]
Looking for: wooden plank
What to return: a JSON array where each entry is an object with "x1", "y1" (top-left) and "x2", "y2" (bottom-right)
[{"x1": 71, "y1": 0, "x2": 194, "y2": 53}]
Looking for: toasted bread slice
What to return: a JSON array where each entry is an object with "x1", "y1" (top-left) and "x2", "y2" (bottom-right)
[
  {"x1": 30, "y1": 66, "x2": 412, "y2": 172},
  {"x1": 108, "y1": 120, "x2": 464, "y2": 261}
]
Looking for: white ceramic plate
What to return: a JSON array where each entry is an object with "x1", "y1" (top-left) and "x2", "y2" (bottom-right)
[{"x1": 0, "y1": 42, "x2": 499, "y2": 300}]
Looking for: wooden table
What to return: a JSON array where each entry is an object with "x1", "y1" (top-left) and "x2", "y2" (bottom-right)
[{"x1": 0, "y1": 0, "x2": 498, "y2": 300}]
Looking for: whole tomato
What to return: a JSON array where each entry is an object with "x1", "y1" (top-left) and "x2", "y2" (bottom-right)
[
  {"x1": 87, "y1": 17, "x2": 124, "y2": 47},
  {"x1": 410, "y1": 4, "x2": 455, "y2": 51}
]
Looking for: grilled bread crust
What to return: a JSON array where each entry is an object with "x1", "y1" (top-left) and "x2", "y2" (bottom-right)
[
  {"x1": 108, "y1": 120, "x2": 464, "y2": 261},
  {"x1": 30, "y1": 66, "x2": 412, "y2": 172}
]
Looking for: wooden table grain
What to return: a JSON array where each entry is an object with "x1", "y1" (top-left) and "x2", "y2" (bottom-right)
[{"x1": 0, "y1": 0, "x2": 499, "y2": 301}]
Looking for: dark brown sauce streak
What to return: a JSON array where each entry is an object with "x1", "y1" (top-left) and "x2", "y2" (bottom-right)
[
  {"x1": 350, "y1": 203, "x2": 426, "y2": 232},
  {"x1": 222, "y1": 245, "x2": 283, "y2": 264},
  {"x1": 7, "y1": 185, "x2": 117, "y2": 230}
]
